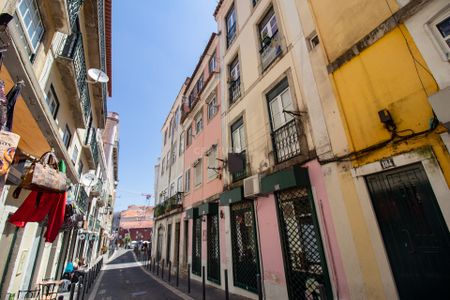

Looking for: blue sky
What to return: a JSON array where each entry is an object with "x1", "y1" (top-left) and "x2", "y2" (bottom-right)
[{"x1": 108, "y1": 1, "x2": 217, "y2": 211}]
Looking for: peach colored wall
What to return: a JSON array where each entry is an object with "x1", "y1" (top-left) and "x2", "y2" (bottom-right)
[
  {"x1": 183, "y1": 86, "x2": 223, "y2": 208},
  {"x1": 255, "y1": 194, "x2": 287, "y2": 286},
  {"x1": 305, "y1": 160, "x2": 350, "y2": 299}
]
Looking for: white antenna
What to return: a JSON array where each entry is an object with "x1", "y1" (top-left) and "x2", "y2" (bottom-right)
[{"x1": 87, "y1": 68, "x2": 109, "y2": 84}]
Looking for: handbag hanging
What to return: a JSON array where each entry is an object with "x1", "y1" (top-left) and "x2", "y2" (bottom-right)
[{"x1": 13, "y1": 151, "x2": 69, "y2": 198}]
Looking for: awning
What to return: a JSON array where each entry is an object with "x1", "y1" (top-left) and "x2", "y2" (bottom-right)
[
  {"x1": 198, "y1": 202, "x2": 218, "y2": 216},
  {"x1": 185, "y1": 207, "x2": 199, "y2": 220},
  {"x1": 261, "y1": 165, "x2": 310, "y2": 194},
  {"x1": 219, "y1": 186, "x2": 243, "y2": 206}
]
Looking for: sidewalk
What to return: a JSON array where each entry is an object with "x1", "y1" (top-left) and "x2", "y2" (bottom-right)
[{"x1": 135, "y1": 255, "x2": 252, "y2": 300}]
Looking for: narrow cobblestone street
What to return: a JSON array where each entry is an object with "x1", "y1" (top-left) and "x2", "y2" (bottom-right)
[{"x1": 89, "y1": 249, "x2": 183, "y2": 300}]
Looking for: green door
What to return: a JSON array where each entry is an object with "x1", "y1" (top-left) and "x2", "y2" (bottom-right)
[
  {"x1": 366, "y1": 163, "x2": 450, "y2": 299},
  {"x1": 192, "y1": 217, "x2": 202, "y2": 276},
  {"x1": 230, "y1": 201, "x2": 260, "y2": 293},
  {"x1": 207, "y1": 212, "x2": 220, "y2": 283}
]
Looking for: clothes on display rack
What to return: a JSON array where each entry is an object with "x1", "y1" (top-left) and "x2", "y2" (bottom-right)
[{"x1": 9, "y1": 191, "x2": 67, "y2": 243}]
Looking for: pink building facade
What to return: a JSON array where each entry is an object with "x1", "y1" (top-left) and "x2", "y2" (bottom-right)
[{"x1": 181, "y1": 33, "x2": 225, "y2": 287}]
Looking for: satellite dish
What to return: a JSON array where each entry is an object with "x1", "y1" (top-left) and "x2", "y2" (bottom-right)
[
  {"x1": 80, "y1": 170, "x2": 98, "y2": 187},
  {"x1": 87, "y1": 68, "x2": 109, "y2": 83}
]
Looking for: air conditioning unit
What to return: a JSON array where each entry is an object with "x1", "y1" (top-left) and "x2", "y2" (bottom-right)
[{"x1": 244, "y1": 174, "x2": 261, "y2": 198}]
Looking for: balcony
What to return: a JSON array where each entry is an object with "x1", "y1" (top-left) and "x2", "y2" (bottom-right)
[
  {"x1": 90, "y1": 178, "x2": 103, "y2": 198},
  {"x1": 271, "y1": 119, "x2": 302, "y2": 163},
  {"x1": 260, "y1": 31, "x2": 283, "y2": 71},
  {"x1": 49, "y1": 0, "x2": 84, "y2": 35},
  {"x1": 154, "y1": 192, "x2": 183, "y2": 218},
  {"x1": 76, "y1": 185, "x2": 89, "y2": 214},
  {"x1": 55, "y1": 32, "x2": 91, "y2": 128},
  {"x1": 83, "y1": 127, "x2": 99, "y2": 168},
  {"x1": 229, "y1": 77, "x2": 241, "y2": 104}
]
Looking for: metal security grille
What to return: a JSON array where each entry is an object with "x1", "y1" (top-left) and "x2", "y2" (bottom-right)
[
  {"x1": 174, "y1": 223, "x2": 180, "y2": 266},
  {"x1": 276, "y1": 188, "x2": 331, "y2": 300},
  {"x1": 207, "y1": 213, "x2": 220, "y2": 283},
  {"x1": 192, "y1": 217, "x2": 202, "y2": 276},
  {"x1": 230, "y1": 201, "x2": 260, "y2": 293},
  {"x1": 166, "y1": 224, "x2": 172, "y2": 264}
]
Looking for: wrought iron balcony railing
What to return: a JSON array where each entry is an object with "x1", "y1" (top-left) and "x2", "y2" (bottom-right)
[
  {"x1": 58, "y1": 32, "x2": 92, "y2": 125},
  {"x1": 77, "y1": 185, "x2": 89, "y2": 214},
  {"x1": 231, "y1": 150, "x2": 247, "y2": 182},
  {"x1": 271, "y1": 119, "x2": 302, "y2": 163},
  {"x1": 85, "y1": 127, "x2": 99, "y2": 167},
  {"x1": 154, "y1": 192, "x2": 184, "y2": 218},
  {"x1": 229, "y1": 77, "x2": 241, "y2": 104},
  {"x1": 260, "y1": 31, "x2": 283, "y2": 71},
  {"x1": 67, "y1": 0, "x2": 84, "y2": 29}
]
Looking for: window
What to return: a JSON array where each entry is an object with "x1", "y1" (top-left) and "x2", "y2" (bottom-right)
[
  {"x1": 172, "y1": 142, "x2": 177, "y2": 163},
  {"x1": 307, "y1": 31, "x2": 320, "y2": 51},
  {"x1": 231, "y1": 118, "x2": 246, "y2": 153},
  {"x1": 62, "y1": 125, "x2": 72, "y2": 148},
  {"x1": 226, "y1": 5, "x2": 237, "y2": 47},
  {"x1": 186, "y1": 126, "x2": 193, "y2": 147},
  {"x1": 164, "y1": 130, "x2": 167, "y2": 145},
  {"x1": 252, "y1": 0, "x2": 260, "y2": 6},
  {"x1": 185, "y1": 169, "x2": 191, "y2": 193},
  {"x1": 196, "y1": 75, "x2": 204, "y2": 94},
  {"x1": 431, "y1": 12, "x2": 450, "y2": 59},
  {"x1": 207, "y1": 95, "x2": 218, "y2": 120},
  {"x1": 267, "y1": 78, "x2": 294, "y2": 131},
  {"x1": 175, "y1": 106, "x2": 180, "y2": 125},
  {"x1": 177, "y1": 176, "x2": 183, "y2": 192},
  {"x1": 207, "y1": 145, "x2": 218, "y2": 179},
  {"x1": 17, "y1": 0, "x2": 44, "y2": 53},
  {"x1": 195, "y1": 110, "x2": 203, "y2": 134},
  {"x1": 194, "y1": 159, "x2": 202, "y2": 186},
  {"x1": 179, "y1": 133, "x2": 185, "y2": 155},
  {"x1": 229, "y1": 57, "x2": 241, "y2": 104},
  {"x1": 259, "y1": 8, "x2": 281, "y2": 70},
  {"x1": 78, "y1": 160, "x2": 84, "y2": 176},
  {"x1": 71, "y1": 144, "x2": 79, "y2": 164},
  {"x1": 259, "y1": 8, "x2": 278, "y2": 44},
  {"x1": 46, "y1": 85, "x2": 60, "y2": 119},
  {"x1": 209, "y1": 51, "x2": 217, "y2": 74},
  {"x1": 161, "y1": 157, "x2": 165, "y2": 175},
  {"x1": 170, "y1": 183, "x2": 175, "y2": 197}
]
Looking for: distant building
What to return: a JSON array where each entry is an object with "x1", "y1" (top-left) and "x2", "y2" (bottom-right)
[{"x1": 119, "y1": 205, "x2": 154, "y2": 242}]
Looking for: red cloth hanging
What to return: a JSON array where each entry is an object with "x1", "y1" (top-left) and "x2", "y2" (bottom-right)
[{"x1": 9, "y1": 191, "x2": 66, "y2": 242}]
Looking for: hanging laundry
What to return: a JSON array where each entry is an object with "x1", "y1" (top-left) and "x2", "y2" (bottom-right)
[
  {"x1": 4, "y1": 80, "x2": 24, "y2": 132},
  {"x1": 9, "y1": 191, "x2": 67, "y2": 243}
]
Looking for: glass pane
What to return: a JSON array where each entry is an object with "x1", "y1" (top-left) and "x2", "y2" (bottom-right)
[
  {"x1": 281, "y1": 88, "x2": 294, "y2": 122},
  {"x1": 239, "y1": 126, "x2": 246, "y2": 150},
  {"x1": 436, "y1": 16, "x2": 450, "y2": 38},
  {"x1": 232, "y1": 129, "x2": 241, "y2": 152},
  {"x1": 270, "y1": 98, "x2": 283, "y2": 130},
  {"x1": 18, "y1": 0, "x2": 28, "y2": 17}
]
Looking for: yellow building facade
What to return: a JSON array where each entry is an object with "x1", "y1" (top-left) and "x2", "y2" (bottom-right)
[{"x1": 303, "y1": 0, "x2": 450, "y2": 298}]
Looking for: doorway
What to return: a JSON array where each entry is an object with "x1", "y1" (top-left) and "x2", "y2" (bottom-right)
[{"x1": 366, "y1": 163, "x2": 450, "y2": 299}]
